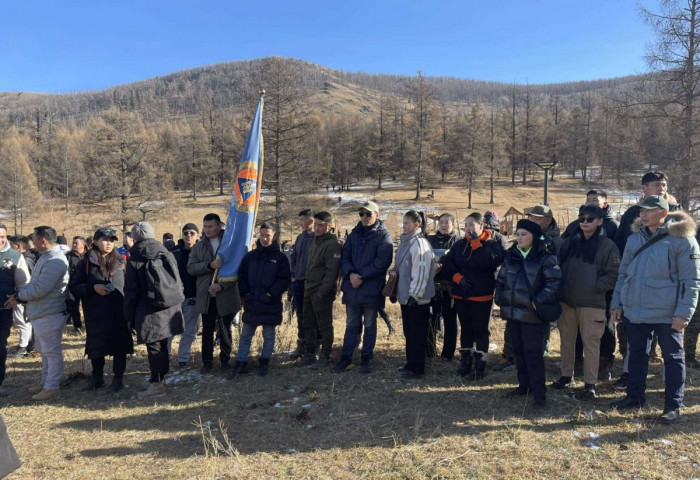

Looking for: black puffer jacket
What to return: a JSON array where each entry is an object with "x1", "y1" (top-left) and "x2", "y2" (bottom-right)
[
  {"x1": 442, "y1": 231, "x2": 505, "y2": 300},
  {"x1": 124, "y1": 239, "x2": 185, "y2": 344},
  {"x1": 69, "y1": 249, "x2": 134, "y2": 358},
  {"x1": 239, "y1": 240, "x2": 291, "y2": 326},
  {"x1": 495, "y1": 242, "x2": 561, "y2": 324}
]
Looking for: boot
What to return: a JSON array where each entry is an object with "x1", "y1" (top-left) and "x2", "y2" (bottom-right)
[
  {"x1": 106, "y1": 377, "x2": 124, "y2": 393},
  {"x1": 333, "y1": 356, "x2": 353, "y2": 373},
  {"x1": 27, "y1": 385, "x2": 43, "y2": 394},
  {"x1": 290, "y1": 338, "x2": 304, "y2": 359},
  {"x1": 228, "y1": 361, "x2": 248, "y2": 380},
  {"x1": 32, "y1": 388, "x2": 59, "y2": 401},
  {"x1": 457, "y1": 348, "x2": 473, "y2": 377},
  {"x1": 83, "y1": 375, "x2": 105, "y2": 391},
  {"x1": 138, "y1": 381, "x2": 166, "y2": 399},
  {"x1": 360, "y1": 354, "x2": 372, "y2": 374},
  {"x1": 598, "y1": 356, "x2": 614, "y2": 381},
  {"x1": 258, "y1": 358, "x2": 269, "y2": 377},
  {"x1": 312, "y1": 352, "x2": 331, "y2": 369},
  {"x1": 470, "y1": 350, "x2": 486, "y2": 380}
]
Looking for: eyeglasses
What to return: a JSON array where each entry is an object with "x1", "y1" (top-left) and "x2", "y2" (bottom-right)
[
  {"x1": 359, "y1": 211, "x2": 374, "y2": 218},
  {"x1": 183, "y1": 231, "x2": 197, "y2": 236},
  {"x1": 578, "y1": 216, "x2": 599, "y2": 224}
]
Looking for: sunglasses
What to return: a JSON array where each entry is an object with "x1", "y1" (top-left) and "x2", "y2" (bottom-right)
[
  {"x1": 359, "y1": 211, "x2": 374, "y2": 218},
  {"x1": 578, "y1": 216, "x2": 599, "y2": 224},
  {"x1": 183, "y1": 231, "x2": 197, "y2": 236}
]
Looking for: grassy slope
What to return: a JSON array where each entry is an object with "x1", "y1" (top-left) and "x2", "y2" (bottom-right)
[{"x1": 3, "y1": 178, "x2": 696, "y2": 480}]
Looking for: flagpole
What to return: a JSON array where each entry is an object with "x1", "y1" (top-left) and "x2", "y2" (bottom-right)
[{"x1": 249, "y1": 89, "x2": 265, "y2": 247}]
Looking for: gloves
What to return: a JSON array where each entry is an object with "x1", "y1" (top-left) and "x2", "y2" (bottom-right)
[
  {"x1": 407, "y1": 296, "x2": 418, "y2": 307},
  {"x1": 459, "y1": 277, "x2": 472, "y2": 292}
]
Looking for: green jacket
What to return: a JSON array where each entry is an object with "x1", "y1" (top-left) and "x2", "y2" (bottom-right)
[{"x1": 304, "y1": 232, "x2": 342, "y2": 298}]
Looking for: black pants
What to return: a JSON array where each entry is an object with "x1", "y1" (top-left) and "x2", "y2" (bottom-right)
[
  {"x1": 91, "y1": 355, "x2": 127, "y2": 379},
  {"x1": 67, "y1": 298, "x2": 82, "y2": 329},
  {"x1": 201, "y1": 301, "x2": 234, "y2": 366},
  {"x1": 684, "y1": 309, "x2": 700, "y2": 360},
  {"x1": 510, "y1": 320, "x2": 547, "y2": 403},
  {"x1": 455, "y1": 299, "x2": 493, "y2": 353},
  {"x1": 146, "y1": 339, "x2": 170, "y2": 383},
  {"x1": 401, "y1": 303, "x2": 430, "y2": 375},
  {"x1": 302, "y1": 293, "x2": 335, "y2": 357},
  {"x1": 0, "y1": 309, "x2": 13, "y2": 386},
  {"x1": 428, "y1": 290, "x2": 458, "y2": 360}
]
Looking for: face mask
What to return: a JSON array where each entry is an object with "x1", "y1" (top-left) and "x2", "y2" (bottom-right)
[{"x1": 468, "y1": 231, "x2": 479, "y2": 239}]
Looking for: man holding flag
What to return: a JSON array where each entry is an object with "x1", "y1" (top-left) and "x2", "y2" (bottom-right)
[{"x1": 188, "y1": 94, "x2": 266, "y2": 373}]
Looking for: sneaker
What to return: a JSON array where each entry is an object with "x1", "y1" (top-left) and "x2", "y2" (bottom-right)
[
  {"x1": 200, "y1": 364, "x2": 213, "y2": 374},
  {"x1": 492, "y1": 357, "x2": 514, "y2": 372},
  {"x1": 138, "y1": 381, "x2": 166, "y2": 399},
  {"x1": 580, "y1": 383, "x2": 597, "y2": 400},
  {"x1": 609, "y1": 396, "x2": 645, "y2": 410},
  {"x1": 83, "y1": 377, "x2": 105, "y2": 391},
  {"x1": 614, "y1": 373, "x2": 629, "y2": 391},
  {"x1": 27, "y1": 385, "x2": 43, "y2": 394},
  {"x1": 506, "y1": 386, "x2": 529, "y2": 397},
  {"x1": 659, "y1": 409, "x2": 681, "y2": 424},
  {"x1": 106, "y1": 378, "x2": 124, "y2": 393},
  {"x1": 32, "y1": 389, "x2": 59, "y2": 401},
  {"x1": 333, "y1": 357, "x2": 353, "y2": 373},
  {"x1": 401, "y1": 371, "x2": 423, "y2": 380},
  {"x1": 550, "y1": 376, "x2": 575, "y2": 389},
  {"x1": 11, "y1": 347, "x2": 29, "y2": 358}
]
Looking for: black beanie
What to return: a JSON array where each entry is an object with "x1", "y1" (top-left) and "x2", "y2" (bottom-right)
[
  {"x1": 516, "y1": 219, "x2": 543, "y2": 239},
  {"x1": 182, "y1": 223, "x2": 200, "y2": 234}
]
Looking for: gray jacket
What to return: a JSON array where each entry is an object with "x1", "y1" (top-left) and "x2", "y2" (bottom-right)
[
  {"x1": 187, "y1": 233, "x2": 241, "y2": 316},
  {"x1": 290, "y1": 230, "x2": 314, "y2": 281},
  {"x1": 18, "y1": 245, "x2": 69, "y2": 320},
  {"x1": 395, "y1": 229, "x2": 435, "y2": 306},
  {"x1": 612, "y1": 211, "x2": 700, "y2": 324}
]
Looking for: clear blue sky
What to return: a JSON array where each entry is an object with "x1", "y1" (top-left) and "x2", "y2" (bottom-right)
[{"x1": 1, "y1": 1, "x2": 655, "y2": 93}]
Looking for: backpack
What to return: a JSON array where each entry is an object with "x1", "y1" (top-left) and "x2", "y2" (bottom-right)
[{"x1": 141, "y1": 252, "x2": 184, "y2": 309}]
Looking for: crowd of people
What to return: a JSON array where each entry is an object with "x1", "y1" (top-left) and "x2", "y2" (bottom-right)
[{"x1": 0, "y1": 171, "x2": 698, "y2": 424}]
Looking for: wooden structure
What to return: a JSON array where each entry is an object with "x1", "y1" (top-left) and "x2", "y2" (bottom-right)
[{"x1": 502, "y1": 206, "x2": 525, "y2": 236}]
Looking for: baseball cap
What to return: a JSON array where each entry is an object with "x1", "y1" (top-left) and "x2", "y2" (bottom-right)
[
  {"x1": 639, "y1": 195, "x2": 669, "y2": 211},
  {"x1": 359, "y1": 201, "x2": 379, "y2": 214},
  {"x1": 93, "y1": 228, "x2": 119, "y2": 241}
]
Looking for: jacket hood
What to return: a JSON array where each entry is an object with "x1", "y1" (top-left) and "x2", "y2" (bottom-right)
[
  {"x1": 631, "y1": 210, "x2": 697, "y2": 238},
  {"x1": 131, "y1": 238, "x2": 169, "y2": 259},
  {"x1": 351, "y1": 218, "x2": 389, "y2": 236},
  {"x1": 602, "y1": 204, "x2": 616, "y2": 220},
  {"x1": 545, "y1": 220, "x2": 561, "y2": 238},
  {"x1": 255, "y1": 240, "x2": 281, "y2": 253},
  {"x1": 315, "y1": 232, "x2": 338, "y2": 243}
]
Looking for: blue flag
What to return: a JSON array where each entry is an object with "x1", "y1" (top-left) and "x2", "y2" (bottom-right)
[{"x1": 217, "y1": 96, "x2": 264, "y2": 281}]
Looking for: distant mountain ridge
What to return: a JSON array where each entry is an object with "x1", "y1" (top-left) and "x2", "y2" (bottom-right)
[{"x1": 0, "y1": 57, "x2": 647, "y2": 123}]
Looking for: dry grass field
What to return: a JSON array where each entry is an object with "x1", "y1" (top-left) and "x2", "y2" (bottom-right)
[{"x1": 2, "y1": 177, "x2": 698, "y2": 480}]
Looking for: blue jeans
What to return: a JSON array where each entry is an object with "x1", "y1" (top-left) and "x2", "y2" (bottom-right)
[
  {"x1": 237, "y1": 323, "x2": 276, "y2": 362},
  {"x1": 627, "y1": 321, "x2": 685, "y2": 411},
  {"x1": 341, "y1": 305, "x2": 379, "y2": 360}
]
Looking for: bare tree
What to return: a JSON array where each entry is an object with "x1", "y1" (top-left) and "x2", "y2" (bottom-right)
[{"x1": 408, "y1": 72, "x2": 436, "y2": 200}]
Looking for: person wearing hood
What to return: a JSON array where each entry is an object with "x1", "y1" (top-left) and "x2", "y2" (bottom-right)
[
  {"x1": 563, "y1": 190, "x2": 620, "y2": 382},
  {"x1": 610, "y1": 196, "x2": 700, "y2": 424},
  {"x1": 125, "y1": 222, "x2": 185, "y2": 399},
  {"x1": 335, "y1": 201, "x2": 393, "y2": 374},
  {"x1": 483, "y1": 210, "x2": 509, "y2": 250},
  {"x1": 553, "y1": 206, "x2": 620, "y2": 400},
  {"x1": 428, "y1": 213, "x2": 459, "y2": 361},
  {"x1": 612, "y1": 171, "x2": 680, "y2": 389},
  {"x1": 495, "y1": 220, "x2": 561, "y2": 409},
  {"x1": 393, "y1": 210, "x2": 436, "y2": 379},
  {"x1": 442, "y1": 212, "x2": 505, "y2": 380},
  {"x1": 230, "y1": 223, "x2": 291, "y2": 378},
  {"x1": 69, "y1": 228, "x2": 134, "y2": 393},
  {"x1": 299, "y1": 211, "x2": 343, "y2": 367}
]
